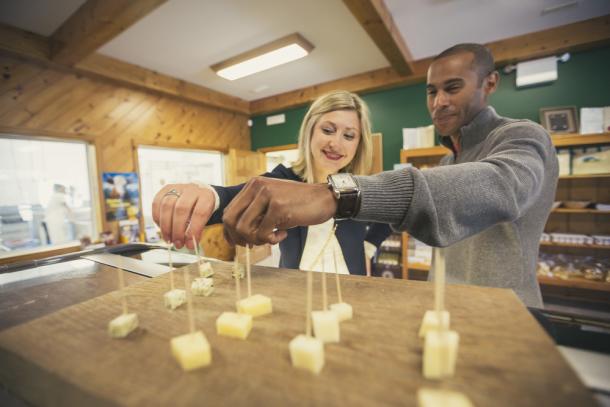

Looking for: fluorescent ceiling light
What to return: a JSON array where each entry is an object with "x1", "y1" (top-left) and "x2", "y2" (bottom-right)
[{"x1": 211, "y1": 33, "x2": 314, "y2": 81}]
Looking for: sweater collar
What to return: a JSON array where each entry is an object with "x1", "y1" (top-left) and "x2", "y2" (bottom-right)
[{"x1": 439, "y1": 106, "x2": 501, "y2": 153}]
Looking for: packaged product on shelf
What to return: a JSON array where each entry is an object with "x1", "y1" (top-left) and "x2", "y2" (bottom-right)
[
  {"x1": 537, "y1": 253, "x2": 609, "y2": 282},
  {"x1": 571, "y1": 146, "x2": 610, "y2": 175},
  {"x1": 556, "y1": 148, "x2": 571, "y2": 176},
  {"x1": 550, "y1": 233, "x2": 594, "y2": 245},
  {"x1": 592, "y1": 235, "x2": 610, "y2": 246},
  {"x1": 407, "y1": 238, "x2": 432, "y2": 266}
]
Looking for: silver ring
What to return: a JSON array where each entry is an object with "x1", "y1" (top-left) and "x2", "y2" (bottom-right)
[{"x1": 164, "y1": 188, "x2": 181, "y2": 198}]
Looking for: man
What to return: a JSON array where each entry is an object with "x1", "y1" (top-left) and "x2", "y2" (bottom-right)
[{"x1": 221, "y1": 43, "x2": 559, "y2": 308}]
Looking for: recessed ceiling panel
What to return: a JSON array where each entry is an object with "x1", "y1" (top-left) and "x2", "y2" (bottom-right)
[{"x1": 99, "y1": 0, "x2": 389, "y2": 101}]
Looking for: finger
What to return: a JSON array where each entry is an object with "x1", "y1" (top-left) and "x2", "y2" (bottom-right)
[
  {"x1": 222, "y1": 180, "x2": 257, "y2": 227},
  {"x1": 223, "y1": 224, "x2": 248, "y2": 247},
  {"x1": 270, "y1": 229, "x2": 288, "y2": 244},
  {"x1": 152, "y1": 185, "x2": 173, "y2": 226},
  {"x1": 256, "y1": 199, "x2": 286, "y2": 243},
  {"x1": 185, "y1": 193, "x2": 215, "y2": 250},
  {"x1": 171, "y1": 191, "x2": 199, "y2": 249},
  {"x1": 159, "y1": 194, "x2": 179, "y2": 242},
  {"x1": 222, "y1": 179, "x2": 260, "y2": 246},
  {"x1": 235, "y1": 186, "x2": 270, "y2": 245},
  {"x1": 223, "y1": 226, "x2": 234, "y2": 246}
]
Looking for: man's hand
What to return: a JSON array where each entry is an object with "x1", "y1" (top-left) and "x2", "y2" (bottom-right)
[
  {"x1": 151, "y1": 183, "x2": 216, "y2": 249},
  {"x1": 222, "y1": 177, "x2": 337, "y2": 246}
]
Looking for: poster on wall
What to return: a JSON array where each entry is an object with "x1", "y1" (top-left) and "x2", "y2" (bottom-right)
[{"x1": 102, "y1": 172, "x2": 140, "y2": 221}]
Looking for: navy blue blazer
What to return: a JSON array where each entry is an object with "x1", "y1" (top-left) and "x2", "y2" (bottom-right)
[{"x1": 209, "y1": 165, "x2": 392, "y2": 276}]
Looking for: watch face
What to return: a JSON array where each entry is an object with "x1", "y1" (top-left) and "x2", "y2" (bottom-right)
[{"x1": 333, "y1": 173, "x2": 356, "y2": 190}]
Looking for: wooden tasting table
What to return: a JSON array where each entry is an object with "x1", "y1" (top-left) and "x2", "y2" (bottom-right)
[{"x1": 0, "y1": 261, "x2": 595, "y2": 406}]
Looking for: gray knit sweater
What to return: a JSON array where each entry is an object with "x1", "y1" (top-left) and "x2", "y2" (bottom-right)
[{"x1": 354, "y1": 107, "x2": 558, "y2": 308}]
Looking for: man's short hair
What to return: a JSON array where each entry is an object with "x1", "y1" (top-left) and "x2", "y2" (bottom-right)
[{"x1": 433, "y1": 43, "x2": 495, "y2": 83}]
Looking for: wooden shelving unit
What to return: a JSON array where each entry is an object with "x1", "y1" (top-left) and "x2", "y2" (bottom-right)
[
  {"x1": 537, "y1": 275, "x2": 610, "y2": 293},
  {"x1": 399, "y1": 131, "x2": 610, "y2": 295},
  {"x1": 540, "y1": 241, "x2": 610, "y2": 250},
  {"x1": 552, "y1": 208, "x2": 610, "y2": 214},
  {"x1": 551, "y1": 132, "x2": 610, "y2": 147},
  {"x1": 559, "y1": 173, "x2": 610, "y2": 180},
  {"x1": 404, "y1": 262, "x2": 610, "y2": 294},
  {"x1": 408, "y1": 262, "x2": 431, "y2": 271}
]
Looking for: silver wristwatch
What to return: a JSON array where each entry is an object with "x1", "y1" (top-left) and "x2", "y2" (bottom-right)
[{"x1": 327, "y1": 173, "x2": 361, "y2": 220}]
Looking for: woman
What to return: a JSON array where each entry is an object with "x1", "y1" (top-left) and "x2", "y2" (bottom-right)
[{"x1": 152, "y1": 90, "x2": 391, "y2": 275}]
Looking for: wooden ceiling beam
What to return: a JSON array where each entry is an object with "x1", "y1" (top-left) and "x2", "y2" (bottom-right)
[
  {"x1": 0, "y1": 23, "x2": 249, "y2": 115},
  {"x1": 250, "y1": 14, "x2": 610, "y2": 115},
  {"x1": 487, "y1": 14, "x2": 610, "y2": 65},
  {"x1": 76, "y1": 54, "x2": 250, "y2": 114},
  {"x1": 0, "y1": 22, "x2": 50, "y2": 61},
  {"x1": 50, "y1": 0, "x2": 167, "y2": 66},
  {"x1": 343, "y1": 0, "x2": 414, "y2": 76}
]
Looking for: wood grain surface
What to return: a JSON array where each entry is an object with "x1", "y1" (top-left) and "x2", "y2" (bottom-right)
[{"x1": 0, "y1": 262, "x2": 595, "y2": 406}]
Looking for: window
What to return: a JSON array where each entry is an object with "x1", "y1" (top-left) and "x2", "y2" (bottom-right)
[
  {"x1": 137, "y1": 146, "x2": 224, "y2": 233},
  {"x1": 264, "y1": 148, "x2": 299, "y2": 172},
  {"x1": 0, "y1": 136, "x2": 98, "y2": 255}
]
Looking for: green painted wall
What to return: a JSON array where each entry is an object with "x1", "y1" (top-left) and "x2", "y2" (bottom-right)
[{"x1": 251, "y1": 46, "x2": 610, "y2": 171}]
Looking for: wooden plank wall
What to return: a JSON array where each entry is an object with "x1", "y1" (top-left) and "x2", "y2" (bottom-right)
[{"x1": 0, "y1": 54, "x2": 250, "y2": 235}]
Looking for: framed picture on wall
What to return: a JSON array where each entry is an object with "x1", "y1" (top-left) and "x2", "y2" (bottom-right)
[{"x1": 539, "y1": 106, "x2": 578, "y2": 134}]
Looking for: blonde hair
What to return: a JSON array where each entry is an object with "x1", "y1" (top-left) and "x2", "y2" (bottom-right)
[{"x1": 292, "y1": 90, "x2": 373, "y2": 183}]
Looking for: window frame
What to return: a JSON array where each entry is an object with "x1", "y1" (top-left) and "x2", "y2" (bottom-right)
[{"x1": 0, "y1": 128, "x2": 101, "y2": 263}]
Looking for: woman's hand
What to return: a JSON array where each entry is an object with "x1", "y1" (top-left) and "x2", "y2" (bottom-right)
[{"x1": 152, "y1": 183, "x2": 216, "y2": 249}]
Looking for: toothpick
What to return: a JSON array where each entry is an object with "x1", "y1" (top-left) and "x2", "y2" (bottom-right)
[
  {"x1": 183, "y1": 267, "x2": 195, "y2": 333},
  {"x1": 333, "y1": 247, "x2": 343, "y2": 304},
  {"x1": 246, "y1": 245, "x2": 252, "y2": 298},
  {"x1": 321, "y1": 260, "x2": 328, "y2": 310},
  {"x1": 167, "y1": 243, "x2": 175, "y2": 290},
  {"x1": 434, "y1": 249, "x2": 446, "y2": 331},
  {"x1": 234, "y1": 255, "x2": 241, "y2": 306},
  {"x1": 117, "y1": 268, "x2": 128, "y2": 314},
  {"x1": 192, "y1": 235, "x2": 201, "y2": 265},
  {"x1": 306, "y1": 269, "x2": 313, "y2": 337}
]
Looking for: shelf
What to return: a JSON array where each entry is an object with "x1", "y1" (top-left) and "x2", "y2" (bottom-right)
[
  {"x1": 551, "y1": 208, "x2": 610, "y2": 214},
  {"x1": 408, "y1": 262, "x2": 430, "y2": 271},
  {"x1": 537, "y1": 275, "x2": 610, "y2": 293},
  {"x1": 400, "y1": 146, "x2": 449, "y2": 160},
  {"x1": 551, "y1": 132, "x2": 610, "y2": 147},
  {"x1": 559, "y1": 173, "x2": 610, "y2": 180},
  {"x1": 379, "y1": 246, "x2": 402, "y2": 254},
  {"x1": 399, "y1": 133, "x2": 610, "y2": 161},
  {"x1": 403, "y1": 264, "x2": 610, "y2": 293},
  {"x1": 540, "y1": 241, "x2": 610, "y2": 250}
]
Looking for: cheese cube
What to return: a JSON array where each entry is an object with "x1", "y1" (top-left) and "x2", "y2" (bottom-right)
[
  {"x1": 170, "y1": 331, "x2": 211, "y2": 371},
  {"x1": 417, "y1": 388, "x2": 473, "y2": 407},
  {"x1": 232, "y1": 264, "x2": 245, "y2": 279},
  {"x1": 191, "y1": 277, "x2": 214, "y2": 297},
  {"x1": 216, "y1": 311, "x2": 252, "y2": 340},
  {"x1": 236, "y1": 294, "x2": 273, "y2": 317},
  {"x1": 164, "y1": 289, "x2": 186, "y2": 310},
  {"x1": 423, "y1": 330, "x2": 459, "y2": 379},
  {"x1": 311, "y1": 310, "x2": 340, "y2": 343},
  {"x1": 108, "y1": 313, "x2": 138, "y2": 338},
  {"x1": 330, "y1": 302, "x2": 353, "y2": 322},
  {"x1": 199, "y1": 261, "x2": 214, "y2": 278},
  {"x1": 289, "y1": 334, "x2": 325, "y2": 374},
  {"x1": 419, "y1": 310, "x2": 450, "y2": 338}
]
